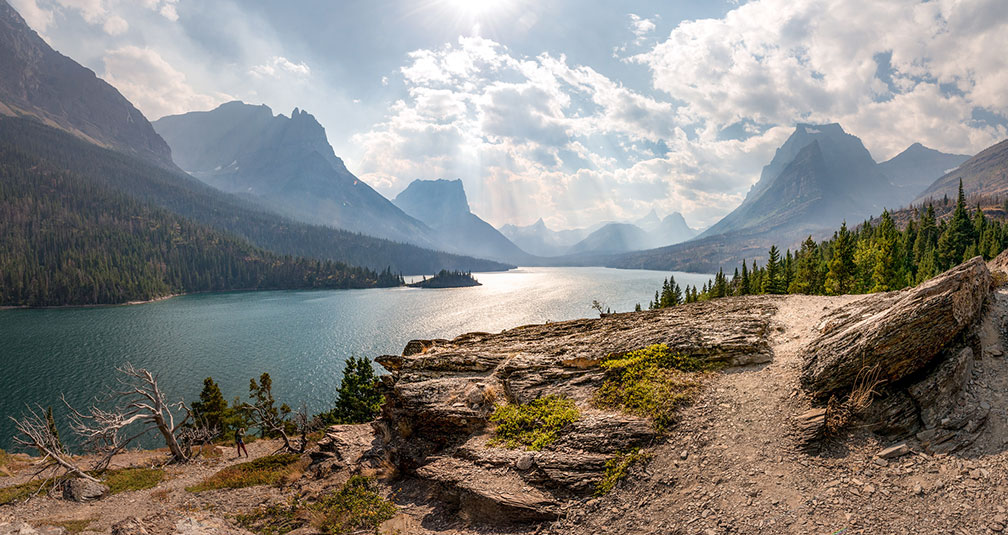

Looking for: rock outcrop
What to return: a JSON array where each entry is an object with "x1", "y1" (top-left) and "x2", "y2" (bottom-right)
[
  {"x1": 801, "y1": 256, "x2": 990, "y2": 398},
  {"x1": 799, "y1": 257, "x2": 994, "y2": 446},
  {"x1": 368, "y1": 297, "x2": 778, "y2": 523},
  {"x1": 62, "y1": 478, "x2": 108, "y2": 502}
]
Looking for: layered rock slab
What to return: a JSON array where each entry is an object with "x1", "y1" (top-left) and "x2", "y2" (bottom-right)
[{"x1": 373, "y1": 297, "x2": 779, "y2": 522}]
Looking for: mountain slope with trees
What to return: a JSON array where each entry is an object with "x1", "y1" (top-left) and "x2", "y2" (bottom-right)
[
  {"x1": 0, "y1": 117, "x2": 511, "y2": 278},
  {"x1": 916, "y1": 139, "x2": 1008, "y2": 203},
  {"x1": 0, "y1": 137, "x2": 402, "y2": 307}
]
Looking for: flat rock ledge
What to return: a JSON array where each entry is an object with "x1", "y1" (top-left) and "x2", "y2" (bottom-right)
[
  {"x1": 799, "y1": 256, "x2": 995, "y2": 449},
  {"x1": 348, "y1": 296, "x2": 779, "y2": 524}
]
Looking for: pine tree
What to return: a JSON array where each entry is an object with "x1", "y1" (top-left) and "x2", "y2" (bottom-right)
[
  {"x1": 191, "y1": 377, "x2": 230, "y2": 434},
  {"x1": 45, "y1": 406, "x2": 64, "y2": 453},
  {"x1": 825, "y1": 222, "x2": 856, "y2": 295},
  {"x1": 249, "y1": 373, "x2": 288, "y2": 438},
  {"x1": 762, "y1": 246, "x2": 783, "y2": 294},
  {"x1": 322, "y1": 356, "x2": 384, "y2": 425}
]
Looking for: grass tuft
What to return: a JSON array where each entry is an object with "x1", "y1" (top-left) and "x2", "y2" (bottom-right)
[
  {"x1": 186, "y1": 453, "x2": 304, "y2": 493},
  {"x1": 595, "y1": 449, "x2": 651, "y2": 495},
  {"x1": 44, "y1": 519, "x2": 94, "y2": 534},
  {"x1": 594, "y1": 344, "x2": 721, "y2": 432},
  {"x1": 489, "y1": 395, "x2": 580, "y2": 451},
  {"x1": 236, "y1": 475, "x2": 396, "y2": 535},
  {"x1": 102, "y1": 467, "x2": 165, "y2": 494},
  {"x1": 0, "y1": 479, "x2": 53, "y2": 505}
]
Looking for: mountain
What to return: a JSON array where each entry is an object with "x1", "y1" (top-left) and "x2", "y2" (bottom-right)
[
  {"x1": 498, "y1": 219, "x2": 597, "y2": 257},
  {"x1": 0, "y1": 0, "x2": 172, "y2": 167},
  {"x1": 567, "y1": 223, "x2": 655, "y2": 255},
  {"x1": 653, "y1": 212, "x2": 699, "y2": 245},
  {"x1": 1, "y1": 116, "x2": 511, "y2": 277},
  {"x1": 634, "y1": 209, "x2": 663, "y2": 232},
  {"x1": 915, "y1": 139, "x2": 1008, "y2": 202},
  {"x1": 153, "y1": 102, "x2": 434, "y2": 246},
  {"x1": 392, "y1": 179, "x2": 529, "y2": 263},
  {"x1": 880, "y1": 142, "x2": 970, "y2": 198},
  {"x1": 700, "y1": 123, "x2": 895, "y2": 239}
]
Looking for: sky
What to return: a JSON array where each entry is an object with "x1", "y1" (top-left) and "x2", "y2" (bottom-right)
[{"x1": 10, "y1": 0, "x2": 1008, "y2": 230}]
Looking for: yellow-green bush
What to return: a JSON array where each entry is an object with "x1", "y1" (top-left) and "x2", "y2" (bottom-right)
[
  {"x1": 103, "y1": 467, "x2": 165, "y2": 494},
  {"x1": 489, "y1": 395, "x2": 580, "y2": 451},
  {"x1": 236, "y1": 476, "x2": 395, "y2": 535},
  {"x1": 595, "y1": 344, "x2": 720, "y2": 432},
  {"x1": 595, "y1": 448, "x2": 650, "y2": 495},
  {"x1": 186, "y1": 453, "x2": 303, "y2": 492}
]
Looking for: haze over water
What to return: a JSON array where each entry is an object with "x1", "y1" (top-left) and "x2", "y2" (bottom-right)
[{"x1": 0, "y1": 266, "x2": 711, "y2": 449}]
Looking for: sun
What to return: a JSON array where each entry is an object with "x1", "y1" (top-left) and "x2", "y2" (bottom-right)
[{"x1": 441, "y1": 0, "x2": 511, "y2": 18}]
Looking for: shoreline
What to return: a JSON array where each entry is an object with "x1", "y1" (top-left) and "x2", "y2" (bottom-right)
[{"x1": 0, "y1": 293, "x2": 181, "y2": 311}]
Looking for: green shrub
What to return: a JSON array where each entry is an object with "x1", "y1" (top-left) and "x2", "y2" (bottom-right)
[
  {"x1": 595, "y1": 344, "x2": 720, "y2": 432},
  {"x1": 103, "y1": 467, "x2": 165, "y2": 494},
  {"x1": 595, "y1": 449, "x2": 651, "y2": 495},
  {"x1": 489, "y1": 395, "x2": 580, "y2": 451},
  {"x1": 236, "y1": 476, "x2": 396, "y2": 535},
  {"x1": 186, "y1": 453, "x2": 303, "y2": 492}
]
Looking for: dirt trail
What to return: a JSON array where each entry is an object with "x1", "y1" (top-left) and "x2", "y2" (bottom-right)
[{"x1": 548, "y1": 294, "x2": 1008, "y2": 535}]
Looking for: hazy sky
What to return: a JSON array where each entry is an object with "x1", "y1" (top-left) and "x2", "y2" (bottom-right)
[{"x1": 11, "y1": 0, "x2": 1008, "y2": 230}]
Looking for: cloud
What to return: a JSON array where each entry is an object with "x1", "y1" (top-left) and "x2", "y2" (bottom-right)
[
  {"x1": 250, "y1": 56, "x2": 312, "y2": 79},
  {"x1": 631, "y1": 0, "x2": 1008, "y2": 159},
  {"x1": 102, "y1": 45, "x2": 229, "y2": 119},
  {"x1": 351, "y1": 35, "x2": 771, "y2": 229},
  {"x1": 8, "y1": 0, "x2": 53, "y2": 32},
  {"x1": 102, "y1": 14, "x2": 128, "y2": 35},
  {"x1": 628, "y1": 14, "x2": 655, "y2": 41}
]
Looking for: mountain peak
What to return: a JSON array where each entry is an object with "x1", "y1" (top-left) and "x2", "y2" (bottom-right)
[{"x1": 394, "y1": 179, "x2": 472, "y2": 224}]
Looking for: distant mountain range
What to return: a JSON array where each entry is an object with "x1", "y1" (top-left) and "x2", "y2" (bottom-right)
[
  {"x1": 915, "y1": 139, "x2": 1008, "y2": 203},
  {"x1": 499, "y1": 209, "x2": 698, "y2": 257},
  {"x1": 153, "y1": 102, "x2": 437, "y2": 247},
  {"x1": 0, "y1": 1, "x2": 173, "y2": 167},
  {"x1": 392, "y1": 178, "x2": 530, "y2": 264},
  {"x1": 607, "y1": 124, "x2": 979, "y2": 272}
]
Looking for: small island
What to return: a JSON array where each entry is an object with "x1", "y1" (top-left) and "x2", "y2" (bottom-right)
[{"x1": 407, "y1": 269, "x2": 482, "y2": 288}]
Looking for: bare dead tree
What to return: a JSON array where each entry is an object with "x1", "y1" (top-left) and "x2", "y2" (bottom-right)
[
  {"x1": 63, "y1": 363, "x2": 190, "y2": 467},
  {"x1": 246, "y1": 401, "x2": 312, "y2": 454},
  {"x1": 10, "y1": 404, "x2": 99, "y2": 484}
]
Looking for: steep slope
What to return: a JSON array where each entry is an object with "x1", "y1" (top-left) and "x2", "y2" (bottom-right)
[
  {"x1": 498, "y1": 219, "x2": 595, "y2": 257},
  {"x1": 0, "y1": 0, "x2": 172, "y2": 167},
  {"x1": 0, "y1": 124, "x2": 401, "y2": 306},
  {"x1": 153, "y1": 102, "x2": 434, "y2": 246},
  {"x1": 879, "y1": 142, "x2": 970, "y2": 198},
  {"x1": 916, "y1": 139, "x2": 1008, "y2": 202},
  {"x1": 0, "y1": 116, "x2": 512, "y2": 276},
  {"x1": 700, "y1": 123, "x2": 894, "y2": 239},
  {"x1": 392, "y1": 179, "x2": 529, "y2": 263}
]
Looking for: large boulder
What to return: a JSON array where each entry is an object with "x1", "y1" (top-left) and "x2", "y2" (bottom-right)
[
  {"x1": 800, "y1": 257, "x2": 990, "y2": 398},
  {"x1": 62, "y1": 477, "x2": 108, "y2": 502}
]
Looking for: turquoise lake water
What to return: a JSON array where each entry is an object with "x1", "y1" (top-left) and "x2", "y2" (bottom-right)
[{"x1": 0, "y1": 266, "x2": 712, "y2": 450}]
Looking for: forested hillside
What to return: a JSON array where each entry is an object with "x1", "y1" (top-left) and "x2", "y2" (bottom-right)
[
  {"x1": 0, "y1": 144, "x2": 403, "y2": 307},
  {"x1": 649, "y1": 181, "x2": 1008, "y2": 307},
  {"x1": 0, "y1": 117, "x2": 512, "y2": 276}
]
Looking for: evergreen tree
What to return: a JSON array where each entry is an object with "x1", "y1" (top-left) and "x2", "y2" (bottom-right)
[
  {"x1": 45, "y1": 406, "x2": 63, "y2": 453},
  {"x1": 825, "y1": 222, "x2": 856, "y2": 295},
  {"x1": 789, "y1": 236, "x2": 822, "y2": 294},
  {"x1": 320, "y1": 356, "x2": 384, "y2": 425},
  {"x1": 762, "y1": 246, "x2": 783, "y2": 294},
  {"x1": 249, "y1": 373, "x2": 289, "y2": 438},
  {"x1": 191, "y1": 377, "x2": 230, "y2": 435}
]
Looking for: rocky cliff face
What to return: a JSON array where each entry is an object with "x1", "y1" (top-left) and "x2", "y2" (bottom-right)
[{"x1": 0, "y1": 0, "x2": 173, "y2": 167}]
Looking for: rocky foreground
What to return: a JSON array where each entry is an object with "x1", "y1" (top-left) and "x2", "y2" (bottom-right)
[{"x1": 4, "y1": 255, "x2": 1008, "y2": 534}]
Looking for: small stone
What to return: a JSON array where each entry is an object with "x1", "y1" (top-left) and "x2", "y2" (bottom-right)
[
  {"x1": 991, "y1": 522, "x2": 1005, "y2": 533},
  {"x1": 873, "y1": 457, "x2": 889, "y2": 467},
  {"x1": 877, "y1": 443, "x2": 910, "y2": 460},
  {"x1": 912, "y1": 484, "x2": 923, "y2": 495},
  {"x1": 515, "y1": 452, "x2": 534, "y2": 471},
  {"x1": 680, "y1": 450, "x2": 689, "y2": 460},
  {"x1": 981, "y1": 401, "x2": 992, "y2": 411}
]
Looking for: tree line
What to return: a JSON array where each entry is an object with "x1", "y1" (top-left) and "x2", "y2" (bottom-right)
[
  {"x1": 650, "y1": 180, "x2": 1005, "y2": 308},
  {"x1": 0, "y1": 142, "x2": 404, "y2": 306}
]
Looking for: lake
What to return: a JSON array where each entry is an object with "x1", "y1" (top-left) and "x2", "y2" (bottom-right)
[{"x1": 0, "y1": 266, "x2": 712, "y2": 450}]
